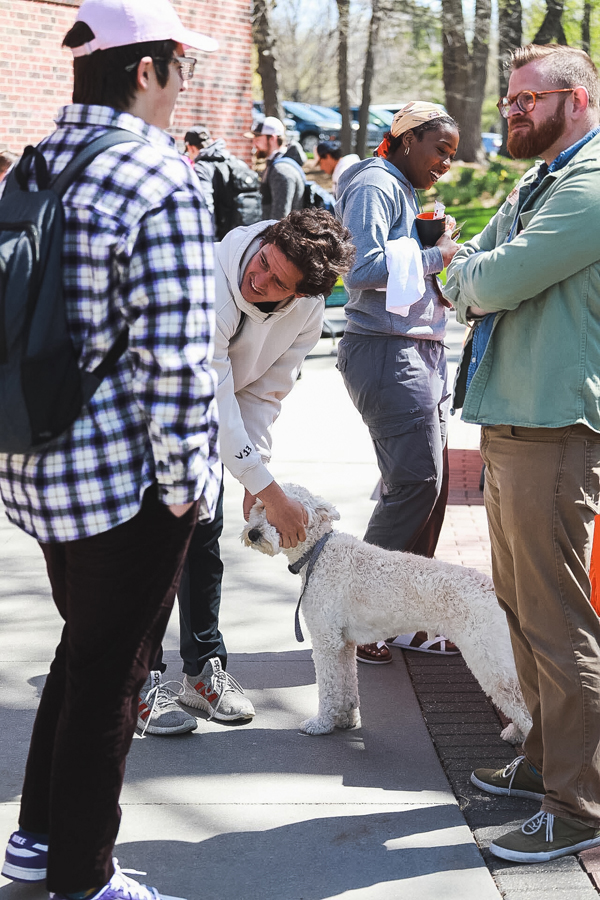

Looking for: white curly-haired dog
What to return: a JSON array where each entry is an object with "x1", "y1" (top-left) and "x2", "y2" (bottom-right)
[{"x1": 242, "y1": 482, "x2": 531, "y2": 743}]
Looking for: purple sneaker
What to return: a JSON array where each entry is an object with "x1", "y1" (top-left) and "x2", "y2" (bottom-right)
[
  {"x1": 49, "y1": 861, "x2": 186, "y2": 900},
  {"x1": 1, "y1": 829, "x2": 48, "y2": 882}
]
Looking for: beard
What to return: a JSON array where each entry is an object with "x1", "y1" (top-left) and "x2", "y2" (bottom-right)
[
  {"x1": 507, "y1": 100, "x2": 567, "y2": 159},
  {"x1": 254, "y1": 147, "x2": 268, "y2": 160}
]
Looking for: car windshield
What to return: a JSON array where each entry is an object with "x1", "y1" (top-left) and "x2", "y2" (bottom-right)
[
  {"x1": 370, "y1": 108, "x2": 394, "y2": 127},
  {"x1": 309, "y1": 104, "x2": 342, "y2": 123},
  {"x1": 284, "y1": 101, "x2": 339, "y2": 124}
]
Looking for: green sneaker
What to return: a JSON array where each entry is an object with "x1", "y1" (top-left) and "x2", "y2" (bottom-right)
[
  {"x1": 490, "y1": 811, "x2": 600, "y2": 863},
  {"x1": 471, "y1": 755, "x2": 545, "y2": 800}
]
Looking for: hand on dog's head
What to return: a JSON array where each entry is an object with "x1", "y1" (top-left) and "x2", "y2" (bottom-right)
[{"x1": 240, "y1": 482, "x2": 340, "y2": 557}]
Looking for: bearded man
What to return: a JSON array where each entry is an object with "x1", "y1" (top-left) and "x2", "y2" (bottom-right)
[
  {"x1": 444, "y1": 43, "x2": 600, "y2": 864},
  {"x1": 246, "y1": 117, "x2": 305, "y2": 219}
]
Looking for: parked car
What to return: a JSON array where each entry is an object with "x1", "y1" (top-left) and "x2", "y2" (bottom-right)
[
  {"x1": 482, "y1": 132, "x2": 502, "y2": 157},
  {"x1": 370, "y1": 102, "x2": 447, "y2": 118},
  {"x1": 281, "y1": 102, "x2": 345, "y2": 154}
]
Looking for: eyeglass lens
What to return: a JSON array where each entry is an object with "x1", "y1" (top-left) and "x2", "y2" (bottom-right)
[
  {"x1": 174, "y1": 56, "x2": 196, "y2": 81},
  {"x1": 499, "y1": 91, "x2": 536, "y2": 117}
]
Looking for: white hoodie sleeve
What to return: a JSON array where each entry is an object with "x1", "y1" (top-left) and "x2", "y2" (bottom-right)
[{"x1": 214, "y1": 301, "x2": 323, "y2": 496}]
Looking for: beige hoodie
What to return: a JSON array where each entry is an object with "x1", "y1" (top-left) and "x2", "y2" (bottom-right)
[{"x1": 214, "y1": 221, "x2": 324, "y2": 495}]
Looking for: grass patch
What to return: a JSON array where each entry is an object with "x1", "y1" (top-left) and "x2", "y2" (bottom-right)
[{"x1": 448, "y1": 205, "x2": 497, "y2": 243}]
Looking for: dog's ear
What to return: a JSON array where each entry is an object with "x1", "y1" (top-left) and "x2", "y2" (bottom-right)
[{"x1": 314, "y1": 499, "x2": 341, "y2": 523}]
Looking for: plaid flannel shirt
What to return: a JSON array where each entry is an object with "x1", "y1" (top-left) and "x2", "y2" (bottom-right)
[{"x1": 0, "y1": 105, "x2": 220, "y2": 543}]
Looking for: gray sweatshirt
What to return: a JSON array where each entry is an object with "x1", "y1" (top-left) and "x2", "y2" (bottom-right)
[{"x1": 336, "y1": 158, "x2": 447, "y2": 340}]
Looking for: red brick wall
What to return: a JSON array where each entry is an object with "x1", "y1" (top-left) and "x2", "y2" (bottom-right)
[{"x1": 0, "y1": 0, "x2": 253, "y2": 163}]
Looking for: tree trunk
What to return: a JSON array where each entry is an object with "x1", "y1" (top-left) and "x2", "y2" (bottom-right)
[
  {"x1": 533, "y1": 0, "x2": 567, "y2": 45},
  {"x1": 498, "y1": 0, "x2": 522, "y2": 156},
  {"x1": 441, "y1": 0, "x2": 491, "y2": 162},
  {"x1": 582, "y1": 0, "x2": 592, "y2": 55},
  {"x1": 252, "y1": 0, "x2": 284, "y2": 120},
  {"x1": 336, "y1": 0, "x2": 353, "y2": 154},
  {"x1": 356, "y1": 0, "x2": 383, "y2": 159}
]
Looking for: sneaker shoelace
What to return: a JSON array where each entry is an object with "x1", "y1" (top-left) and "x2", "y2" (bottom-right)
[
  {"x1": 139, "y1": 680, "x2": 186, "y2": 739},
  {"x1": 521, "y1": 811, "x2": 555, "y2": 843},
  {"x1": 501, "y1": 755, "x2": 526, "y2": 795},
  {"x1": 105, "y1": 861, "x2": 160, "y2": 899},
  {"x1": 207, "y1": 663, "x2": 246, "y2": 720}
]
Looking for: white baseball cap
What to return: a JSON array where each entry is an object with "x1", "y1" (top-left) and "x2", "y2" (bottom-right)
[
  {"x1": 244, "y1": 116, "x2": 285, "y2": 139},
  {"x1": 72, "y1": 0, "x2": 218, "y2": 57}
]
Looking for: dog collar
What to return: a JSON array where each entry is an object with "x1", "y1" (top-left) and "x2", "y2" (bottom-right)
[{"x1": 288, "y1": 531, "x2": 333, "y2": 642}]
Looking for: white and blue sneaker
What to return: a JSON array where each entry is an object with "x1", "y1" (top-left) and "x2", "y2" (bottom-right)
[
  {"x1": 49, "y1": 860, "x2": 187, "y2": 899},
  {"x1": 1, "y1": 829, "x2": 48, "y2": 882}
]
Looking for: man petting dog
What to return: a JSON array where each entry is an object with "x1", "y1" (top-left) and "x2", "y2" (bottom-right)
[
  {"x1": 444, "y1": 44, "x2": 600, "y2": 863},
  {"x1": 139, "y1": 209, "x2": 355, "y2": 734}
]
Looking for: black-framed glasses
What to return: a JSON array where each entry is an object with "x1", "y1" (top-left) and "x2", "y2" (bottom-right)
[
  {"x1": 497, "y1": 89, "x2": 574, "y2": 118},
  {"x1": 125, "y1": 54, "x2": 197, "y2": 81}
]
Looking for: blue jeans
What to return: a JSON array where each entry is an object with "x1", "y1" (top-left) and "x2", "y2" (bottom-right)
[{"x1": 337, "y1": 333, "x2": 449, "y2": 555}]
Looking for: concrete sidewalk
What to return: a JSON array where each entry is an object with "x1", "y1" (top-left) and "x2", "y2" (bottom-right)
[{"x1": 0, "y1": 313, "x2": 597, "y2": 899}]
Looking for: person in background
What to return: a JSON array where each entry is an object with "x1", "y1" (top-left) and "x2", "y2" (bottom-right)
[
  {"x1": 246, "y1": 116, "x2": 305, "y2": 220},
  {"x1": 0, "y1": 148, "x2": 18, "y2": 182},
  {"x1": 335, "y1": 102, "x2": 460, "y2": 664},
  {"x1": 445, "y1": 43, "x2": 600, "y2": 864},
  {"x1": 316, "y1": 140, "x2": 360, "y2": 198}
]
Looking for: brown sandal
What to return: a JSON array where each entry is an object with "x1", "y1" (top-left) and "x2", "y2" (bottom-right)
[{"x1": 356, "y1": 641, "x2": 393, "y2": 664}]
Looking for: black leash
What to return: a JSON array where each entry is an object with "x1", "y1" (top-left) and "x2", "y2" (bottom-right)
[{"x1": 288, "y1": 531, "x2": 333, "y2": 642}]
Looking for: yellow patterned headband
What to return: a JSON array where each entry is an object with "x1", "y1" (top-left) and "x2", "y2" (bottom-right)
[{"x1": 376, "y1": 101, "x2": 447, "y2": 157}]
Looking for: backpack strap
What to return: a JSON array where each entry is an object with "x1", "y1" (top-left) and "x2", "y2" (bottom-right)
[
  {"x1": 49, "y1": 130, "x2": 148, "y2": 381},
  {"x1": 51, "y1": 128, "x2": 149, "y2": 197},
  {"x1": 271, "y1": 155, "x2": 307, "y2": 184}
]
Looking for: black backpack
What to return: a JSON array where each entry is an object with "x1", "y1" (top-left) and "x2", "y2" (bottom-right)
[
  {"x1": 0, "y1": 129, "x2": 147, "y2": 453},
  {"x1": 212, "y1": 156, "x2": 262, "y2": 240},
  {"x1": 271, "y1": 157, "x2": 336, "y2": 214}
]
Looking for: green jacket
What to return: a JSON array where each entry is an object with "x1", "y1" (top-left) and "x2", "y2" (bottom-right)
[{"x1": 444, "y1": 132, "x2": 600, "y2": 431}]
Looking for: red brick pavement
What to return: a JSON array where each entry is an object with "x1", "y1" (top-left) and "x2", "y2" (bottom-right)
[{"x1": 436, "y1": 448, "x2": 492, "y2": 577}]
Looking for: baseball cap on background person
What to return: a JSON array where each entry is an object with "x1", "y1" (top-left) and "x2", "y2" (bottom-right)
[
  {"x1": 244, "y1": 116, "x2": 285, "y2": 139},
  {"x1": 185, "y1": 126, "x2": 212, "y2": 150},
  {"x1": 71, "y1": 0, "x2": 219, "y2": 55}
]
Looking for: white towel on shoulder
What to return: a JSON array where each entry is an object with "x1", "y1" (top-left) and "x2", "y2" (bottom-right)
[{"x1": 383, "y1": 236, "x2": 425, "y2": 317}]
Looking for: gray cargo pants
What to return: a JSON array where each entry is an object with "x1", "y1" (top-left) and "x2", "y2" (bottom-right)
[{"x1": 337, "y1": 333, "x2": 450, "y2": 554}]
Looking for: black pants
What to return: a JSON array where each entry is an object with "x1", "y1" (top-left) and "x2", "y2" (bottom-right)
[
  {"x1": 338, "y1": 333, "x2": 449, "y2": 556},
  {"x1": 19, "y1": 484, "x2": 198, "y2": 894},
  {"x1": 152, "y1": 482, "x2": 227, "y2": 676}
]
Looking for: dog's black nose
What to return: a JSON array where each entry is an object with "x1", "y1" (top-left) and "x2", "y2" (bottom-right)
[{"x1": 247, "y1": 528, "x2": 261, "y2": 543}]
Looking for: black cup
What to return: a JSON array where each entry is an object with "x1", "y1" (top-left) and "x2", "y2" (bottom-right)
[{"x1": 415, "y1": 213, "x2": 446, "y2": 246}]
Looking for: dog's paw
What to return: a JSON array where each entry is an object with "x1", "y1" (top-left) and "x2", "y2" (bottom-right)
[
  {"x1": 335, "y1": 709, "x2": 361, "y2": 730},
  {"x1": 500, "y1": 722, "x2": 525, "y2": 745},
  {"x1": 300, "y1": 716, "x2": 335, "y2": 735}
]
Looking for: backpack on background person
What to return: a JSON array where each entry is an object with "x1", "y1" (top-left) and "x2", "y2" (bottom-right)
[
  {"x1": 212, "y1": 156, "x2": 262, "y2": 239},
  {"x1": 271, "y1": 156, "x2": 336, "y2": 214}
]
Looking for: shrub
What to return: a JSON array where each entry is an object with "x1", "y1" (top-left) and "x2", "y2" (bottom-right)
[{"x1": 432, "y1": 159, "x2": 524, "y2": 208}]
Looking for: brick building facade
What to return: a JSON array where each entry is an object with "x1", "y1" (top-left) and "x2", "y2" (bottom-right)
[{"x1": 0, "y1": 0, "x2": 253, "y2": 162}]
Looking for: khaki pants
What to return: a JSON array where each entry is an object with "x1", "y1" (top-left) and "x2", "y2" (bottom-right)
[{"x1": 481, "y1": 424, "x2": 600, "y2": 825}]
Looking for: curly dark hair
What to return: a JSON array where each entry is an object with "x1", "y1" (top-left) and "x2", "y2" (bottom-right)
[
  {"x1": 383, "y1": 115, "x2": 459, "y2": 158},
  {"x1": 260, "y1": 208, "x2": 356, "y2": 298}
]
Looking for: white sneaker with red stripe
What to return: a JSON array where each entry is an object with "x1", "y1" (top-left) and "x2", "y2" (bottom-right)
[
  {"x1": 180, "y1": 658, "x2": 255, "y2": 721},
  {"x1": 137, "y1": 670, "x2": 197, "y2": 736}
]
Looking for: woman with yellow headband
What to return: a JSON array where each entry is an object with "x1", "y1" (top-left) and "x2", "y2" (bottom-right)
[{"x1": 336, "y1": 101, "x2": 460, "y2": 664}]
